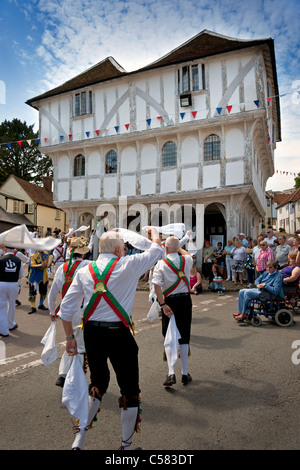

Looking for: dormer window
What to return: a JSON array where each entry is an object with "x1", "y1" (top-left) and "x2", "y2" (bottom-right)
[
  {"x1": 74, "y1": 90, "x2": 92, "y2": 117},
  {"x1": 178, "y1": 64, "x2": 205, "y2": 95}
]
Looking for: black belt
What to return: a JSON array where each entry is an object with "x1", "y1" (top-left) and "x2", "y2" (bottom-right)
[
  {"x1": 85, "y1": 321, "x2": 124, "y2": 328},
  {"x1": 168, "y1": 292, "x2": 190, "y2": 298}
]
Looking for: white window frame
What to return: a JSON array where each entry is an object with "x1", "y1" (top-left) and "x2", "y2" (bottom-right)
[
  {"x1": 73, "y1": 90, "x2": 93, "y2": 117},
  {"x1": 178, "y1": 63, "x2": 205, "y2": 95}
]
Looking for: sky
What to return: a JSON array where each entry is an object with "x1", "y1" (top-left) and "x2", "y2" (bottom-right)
[{"x1": 0, "y1": 0, "x2": 299, "y2": 192}]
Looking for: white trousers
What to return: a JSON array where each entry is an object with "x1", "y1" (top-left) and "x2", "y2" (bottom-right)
[{"x1": 0, "y1": 282, "x2": 19, "y2": 336}]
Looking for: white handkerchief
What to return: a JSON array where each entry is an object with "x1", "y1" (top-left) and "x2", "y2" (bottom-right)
[
  {"x1": 62, "y1": 355, "x2": 89, "y2": 429},
  {"x1": 164, "y1": 315, "x2": 181, "y2": 367},
  {"x1": 41, "y1": 322, "x2": 57, "y2": 366}
]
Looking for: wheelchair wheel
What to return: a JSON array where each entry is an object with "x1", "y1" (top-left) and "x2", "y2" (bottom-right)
[
  {"x1": 274, "y1": 309, "x2": 293, "y2": 327},
  {"x1": 251, "y1": 316, "x2": 261, "y2": 327}
]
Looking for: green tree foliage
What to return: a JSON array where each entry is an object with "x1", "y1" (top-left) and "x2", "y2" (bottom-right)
[
  {"x1": 0, "y1": 118, "x2": 53, "y2": 186},
  {"x1": 294, "y1": 173, "x2": 300, "y2": 189}
]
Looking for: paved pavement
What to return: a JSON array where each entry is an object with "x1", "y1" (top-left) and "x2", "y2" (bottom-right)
[{"x1": 0, "y1": 276, "x2": 300, "y2": 451}]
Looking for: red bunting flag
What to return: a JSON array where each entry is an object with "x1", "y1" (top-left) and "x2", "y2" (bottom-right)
[
  {"x1": 267, "y1": 97, "x2": 273, "y2": 103},
  {"x1": 157, "y1": 116, "x2": 162, "y2": 120},
  {"x1": 125, "y1": 124, "x2": 130, "y2": 130},
  {"x1": 95, "y1": 130, "x2": 100, "y2": 136},
  {"x1": 44, "y1": 138, "x2": 48, "y2": 143},
  {"x1": 17, "y1": 141, "x2": 21, "y2": 146},
  {"x1": 192, "y1": 111, "x2": 197, "y2": 118},
  {"x1": 69, "y1": 135, "x2": 72, "y2": 141},
  {"x1": 226, "y1": 105, "x2": 232, "y2": 114}
]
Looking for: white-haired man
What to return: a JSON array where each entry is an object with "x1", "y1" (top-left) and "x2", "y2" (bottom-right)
[
  {"x1": 152, "y1": 236, "x2": 193, "y2": 387},
  {"x1": 60, "y1": 228, "x2": 163, "y2": 450}
]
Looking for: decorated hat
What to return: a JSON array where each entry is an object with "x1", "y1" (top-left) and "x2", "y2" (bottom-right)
[{"x1": 67, "y1": 236, "x2": 90, "y2": 255}]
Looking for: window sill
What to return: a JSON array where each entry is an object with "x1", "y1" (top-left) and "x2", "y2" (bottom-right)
[{"x1": 72, "y1": 113, "x2": 94, "y2": 121}]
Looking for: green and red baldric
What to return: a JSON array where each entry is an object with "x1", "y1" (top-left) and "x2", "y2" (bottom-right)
[
  {"x1": 54, "y1": 259, "x2": 82, "y2": 316},
  {"x1": 162, "y1": 255, "x2": 190, "y2": 297},
  {"x1": 82, "y1": 258, "x2": 134, "y2": 334}
]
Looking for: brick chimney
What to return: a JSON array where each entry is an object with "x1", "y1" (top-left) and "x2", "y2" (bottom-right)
[{"x1": 43, "y1": 175, "x2": 53, "y2": 193}]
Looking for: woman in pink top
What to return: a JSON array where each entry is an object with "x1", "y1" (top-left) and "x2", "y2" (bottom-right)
[
  {"x1": 190, "y1": 264, "x2": 202, "y2": 294},
  {"x1": 256, "y1": 240, "x2": 274, "y2": 275}
]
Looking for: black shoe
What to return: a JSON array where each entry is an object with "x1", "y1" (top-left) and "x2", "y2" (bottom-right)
[
  {"x1": 9, "y1": 324, "x2": 18, "y2": 331},
  {"x1": 0, "y1": 333, "x2": 9, "y2": 337},
  {"x1": 163, "y1": 374, "x2": 176, "y2": 386},
  {"x1": 38, "y1": 305, "x2": 48, "y2": 311},
  {"x1": 15, "y1": 300, "x2": 21, "y2": 306},
  {"x1": 181, "y1": 373, "x2": 192, "y2": 385},
  {"x1": 55, "y1": 376, "x2": 65, "y2": 388},
  {"x1": 28, "y1": 308, "x2": 37, "y2": 314}
]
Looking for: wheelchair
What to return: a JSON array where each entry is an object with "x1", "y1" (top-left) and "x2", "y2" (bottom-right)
[
  {"x1": 246, "y1": 291, "x2": 294, "y2": 327},
  {"x1": 282, "y1": 280, "x2": 300, "y2": 315}
]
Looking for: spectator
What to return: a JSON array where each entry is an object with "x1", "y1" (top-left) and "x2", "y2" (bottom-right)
[
  {"x1": 223, "y1": 239, "x2": 234, "y2": 281},
  {"x1": 275, "y1": 235, "x2": 291, "y2": 268},
  {"x1": 245, "y1": 240, "x2": 256, "y2": 288},
  {"x1": 238, "y1": 233, "x2": 248, "y2": 248},
  {"x1": 189, "y1": 263, "x2": 202, "y2": 295},
  {"x1": 289, "y1": 236, "x2": 300, "y2": 256},
  {"x1": 208, "y1": 264, "x2": 225, "y2": 295},
  {"x1": 213, "y1": 242, "x2": 225, "y2": 276},
  {"x1": 232, "y1": 239, "x2": 246, "y2": 285},
  {"x1": 264, "y1": 227, "x2": 277, "y2": 251},
  {"x1": 256, "y1": 240, "x2": 274, "y2": 276},
  {"x1": 202, "y1": 240, "x2": 214, "y2": 279}
]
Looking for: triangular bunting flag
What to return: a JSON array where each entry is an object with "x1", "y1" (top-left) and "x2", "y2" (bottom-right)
[
  {"x1": 17, "y1": 141, "x2": 22, "y2": 146},
  {"x1": 60, "y1": 136, "x2": 64, "y2": 142},
  {"x1": 180, "y1": 112, "x2": 185, "y2": 120},
  {"x1": 95, "y1": 130, "x2": 100, "y2": 136},
  {"x1": 267, "y1": 97, "x2": 273, "y2": 103},
  {"x1": 115, "y1": 126, "x2": 119, "y2": 133},
  {"x1": 254, "y1": 100, "x2": 260, "y2": 107},
  {"x1": 146, "y1": 118, "x2": 151, "y2": 126},
  {"x1": 6, "y1": 143, "x2": 11, "y2": 149},
  {"x1": 36, "y1": 138, "x2": 40, "y2": 145},
  {"x1": 44, "y1": 138, "x2": 48, "y2": 143},
  {"x1": 86, "y1": 132, "x2": 90, "y2": 138},
  {"x1": 192, "y1": 111, "x2": 197, "y2": 118},
  {"x1": 125, "y1": 124, "x2": 130, "y2": 130},
  {"x1": 68, "y1": 135, "x2": 72, "y2": 141},
  {"x1": 27, "y1": 140, "x2": 31, "y2": 146},
  {"x1": 226, "y1": 105, "x2": 232, "y2": 114},
  {"x1": 157, "y1": 116, "x2": 162, "y2": 120},
  {"x1": 216, "y1": 107, "x2": 222, "y2": 115}
]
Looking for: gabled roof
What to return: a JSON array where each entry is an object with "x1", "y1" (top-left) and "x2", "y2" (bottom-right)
[
  {"x1": 26, "y1": 30, "x2": 281, "y2": 139},
  {"x1": 26, "y1": 57, "x2": 126, "y2": 107},
  {"x1": 276, "y1": 188, "x2": 300, "y2": 209},
  {"x1": 3, "y1": 175, "x2": 57, "y2": 209}
]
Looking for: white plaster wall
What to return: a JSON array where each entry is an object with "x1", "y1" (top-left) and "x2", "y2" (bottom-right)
[
  {"x1": 225, "y1": 160, "x2": 244, "y2": 186},
  {"x1": 208, "y1": 60, "x2": 222, "y2": 110},
  {"x1": 121, "y1": 146, "x2": 137, "y2": 173},
  {"x1": 87, "y1": 150, "x2": 101, "y2": 176},
  {"x1": 163, "y1": 70, "x2": 175, "y2": 120},
  {"x1": 181, "y1": 167, "x2": 198, "y2": 191},
  {"x1": 88, "y1": 178, "x2": 101, "y2": 199},
  {"x1": 181, "y1": 136, "x2": 198, "y2": 164},
  {"x1": 141, "y1": 172, "x2": 156, "y2": 195},
  {"x1": 120, "y1": 175, "x2": 136, "y2": 197},
  {"x1": 203, "y1": 164, "x2": 220, "y2": 188},
  {"x1": 103, "y1": 175, "x2": 117, "y2": 199},
  {"x1": 58, "y1": 155, "x2": 70, "y2": 179},
  {"x1": 60, "y1": 97, "x2": 70, "y2": 133},
  {"x1": 160, "y1": 169, "x2": 177, "y2": 193},
  {"x1": 72, "y1": 179, "x2": 85, "y2": 201},
  {"x1": 225, "y1": 128, "x2": 244, "y2": 159},
  {"x1": 141, "y1": 143, "x2": 157, "y2": 170}
]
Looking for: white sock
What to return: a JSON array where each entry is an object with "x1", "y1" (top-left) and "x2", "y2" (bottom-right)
[
  {"x1": 121, "y1": 407, "x2": 138, "y2": 450},
  {"x1": 179, "y1": 344, "x2": 189, "y2": 376},
  {"x1": 71, "y1": 396, "x2": 100, "y2": 449},
  {"x1": 164, "y1": 346, "x2": 175, "y2": 376}
]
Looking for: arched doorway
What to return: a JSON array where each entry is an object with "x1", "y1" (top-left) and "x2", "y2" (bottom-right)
[{"x1": 204, "y1": 203, "x2": 226, "y2": 249}]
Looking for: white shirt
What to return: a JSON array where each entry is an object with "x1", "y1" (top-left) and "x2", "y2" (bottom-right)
[
  {"x1": 152, "y1": 252, "x2": 193, "y2": 295},
  {"x1": 60, "y1": 243, "x2": 163, "y2": 323},
  {"x1": 48, "y1": 259, "x2": 91, "y2": 315},
  {"x1": 264, "y1": 235, "x2": 277, "y2": 250},
  {"x1": 53, "y1": 245, "x2": 65, "y2": 264}
]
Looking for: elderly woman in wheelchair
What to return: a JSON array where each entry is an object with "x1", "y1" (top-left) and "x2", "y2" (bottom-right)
[{"x1": 232, "y1": 259, "x2": 294, "y2": 327}]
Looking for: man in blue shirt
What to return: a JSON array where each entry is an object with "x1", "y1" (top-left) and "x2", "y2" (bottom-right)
[{"x1": 233, "y1": 260, "x2": 283, "y2": 322}]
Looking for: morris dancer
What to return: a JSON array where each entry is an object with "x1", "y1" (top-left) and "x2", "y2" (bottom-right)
[
  {"x1": 28, "y1": 250, "x2": 50, "y2": 314},
  {"x1": 152, "y1": 236, "x2": 193, "y2": 387},
  {"x1": 52, "y1": 241, "x2": 66, "y2": 275},
  {"x1": 48, "y1": 236, "x2": 90, "y2": 387},
  {"x1": 60, "y1": 229, "x2": 163, "y2": 450}
]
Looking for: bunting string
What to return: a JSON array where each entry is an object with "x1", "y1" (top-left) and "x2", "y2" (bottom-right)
[{"x1": 0, "y1": 90, "x2": 297, "y2": 151}]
